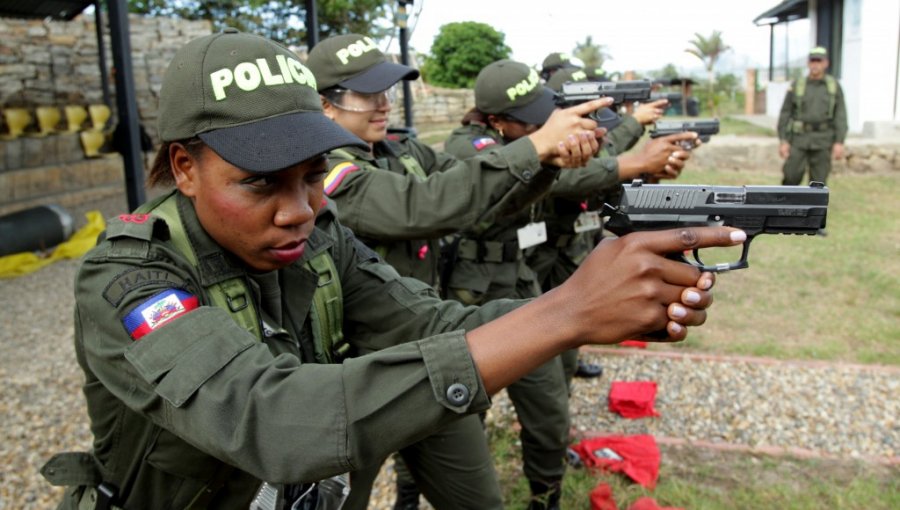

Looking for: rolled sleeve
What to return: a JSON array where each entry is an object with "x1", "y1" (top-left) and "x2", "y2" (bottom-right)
[{"x1": 419, "y1": 331, "x2": 490, "y2": 413}]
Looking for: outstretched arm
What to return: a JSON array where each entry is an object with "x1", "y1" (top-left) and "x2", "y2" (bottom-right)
[{"x1": 467, "y1": 226, "x2": 745, "y2": 393}]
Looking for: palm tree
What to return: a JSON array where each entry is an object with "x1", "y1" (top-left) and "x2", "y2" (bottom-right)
[
  {"x1": 685, "y1": 31, "x2": 731, "y2": 115},
  {"x1": 575, "y1": 36, "x2": 612, "y2": 70}
]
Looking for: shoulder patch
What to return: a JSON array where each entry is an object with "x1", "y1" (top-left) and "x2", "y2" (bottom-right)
[
  {"x1": 104, "y1": 268, "x2": 187, "y2": 306},
  {"x1": 123, "y1": 289, "x2": 199, "y2": 340},
  {"x1": 324, "y1": 161, "x2": 361, "y2": 195},
  {"x1": 105, "y1": 213, "x2": 162, "y2": 242},
  {"x1": 472, "y1": 137, "x2": 498, "y2": 151}
]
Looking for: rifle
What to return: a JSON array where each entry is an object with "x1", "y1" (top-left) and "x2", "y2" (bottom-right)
[
  {"x1": 555, "y1": 80, "x2": 653, "y2": 122},
  {"x1": 649, "y1": 118, "x2": 720, "y2": 150},
  {"x1": 602, "y1": 180, "x2": 829, "y2": 272}
]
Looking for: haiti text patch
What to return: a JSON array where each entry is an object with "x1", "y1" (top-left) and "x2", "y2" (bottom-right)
[
  {"x1": 123, "y1": 289, "x2": 199, "y2": 340},
  {"x1": 472, "y1": 137, "x2": 497, "y2": 151},
  {"x1": 324, "y1": 161, "x2": 360, "y2": 195}
]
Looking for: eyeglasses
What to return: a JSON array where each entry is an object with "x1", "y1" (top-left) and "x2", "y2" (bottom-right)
[{"x1": 327, "y1": 87, "x2": 397, "y2": 113}]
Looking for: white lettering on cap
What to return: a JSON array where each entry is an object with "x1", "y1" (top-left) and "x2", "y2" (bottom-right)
[
  {"x1": 505, "y1": 68, "x2": 541, "y2": 102},
  {"x1": 335, "y1": 37, "x2": 378, "y2": 65},
  {"x1": 210, "y1": 56, "x2": 317, "y2": 101}
]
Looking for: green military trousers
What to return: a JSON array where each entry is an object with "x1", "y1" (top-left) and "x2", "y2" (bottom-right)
[
  {"x1": 343, "y1": 414, "x2": 503, "y2": 510},
  {"x1": 783, "y1": 145, "x2": 832, "y2": 185}
]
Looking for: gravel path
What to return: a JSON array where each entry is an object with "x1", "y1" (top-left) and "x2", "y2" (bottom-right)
[{"x1": 1, "y1": 192, "x2": 897, "y2": 509}]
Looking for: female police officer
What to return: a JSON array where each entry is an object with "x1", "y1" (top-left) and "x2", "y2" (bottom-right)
[
  {"x1": 40, "y1": 30, "x2": 741, "y2": 510},
  {"x1": 305, "y1": 34, "x2": 613, "y2": 510},
  {"x1": 443, "y1": 59, "x2": 697, "y2": 509}
]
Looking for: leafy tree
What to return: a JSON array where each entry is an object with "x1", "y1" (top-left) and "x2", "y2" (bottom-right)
[
  {"x1": 685, "y1": 30, "x2": 731, "y2": 115},
  {"x1": 420, "y1": 22, "x2": 511, "y2": 88},
  {"x1": 126, "y1": 0, "x2": 394, "y2": 47},
  {"x1": 573, "y1": 36, "x2": 611, "y2": 70},
  {"x1": 650, "y1": 63, "x2": 680, "y2": 80}
]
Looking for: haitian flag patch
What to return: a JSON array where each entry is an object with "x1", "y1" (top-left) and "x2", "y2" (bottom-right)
[
  {"x1": 471, "y1": 137, "x2": 497, "y2": 151},
  {"x1": 123, "y1": 289, "x2": 199, "y2": 340}
]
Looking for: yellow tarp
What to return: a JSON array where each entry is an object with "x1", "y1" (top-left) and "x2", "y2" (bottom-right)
[{"x1": 0, "y1": 210, "x2": 105, "y2": 278}]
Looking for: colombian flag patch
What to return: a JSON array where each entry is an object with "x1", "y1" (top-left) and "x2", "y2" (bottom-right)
[
  {"x1": 324, "y1": 161, "x2": 360, "y2": 195},
  {"x1": 472, "y1": 137, "x2": 497, "y2": 151},
  {"x1": 123, "y1": 289, "x2": 199, "y2": 340}
]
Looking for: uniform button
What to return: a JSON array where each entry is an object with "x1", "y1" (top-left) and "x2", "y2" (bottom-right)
[
  {"x1": 522, "y1": 170, "x2": 533, "y2": 180},
  {"x1": 446, "y1": 383, "x2": 469, "y2": 405}
]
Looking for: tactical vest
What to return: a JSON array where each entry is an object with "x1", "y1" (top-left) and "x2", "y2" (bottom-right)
[
  {"x1": 143, "y1": 192, "x2": 348, "y2": 363},
  {"x1": 41, "y1": 192, "x2": 348, "y2": 509},
  {"x1": 793, "y1": 75, "x2": 838, "y2": 119},
  {"x1": 329, "y1": 145, "x2": 427, "y2": 261}
]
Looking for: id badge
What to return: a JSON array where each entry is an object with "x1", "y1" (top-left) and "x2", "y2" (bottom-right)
[
  {"x1": 573, "y1": 211, "x2": 602, "y2": 233},
  {"x1": 517, "y1": 221, "x2": 547, "y2": 249}
]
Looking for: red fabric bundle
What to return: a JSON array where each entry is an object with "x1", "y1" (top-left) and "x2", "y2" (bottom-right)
[
  {"x1": 628, "y1": 497, "x2": 683, "y2": 510},
  {"x1": 619, "y1": 340, "x2": 648, "y2": 348},
  {"x1": 589, "y1": 482, "x2": 619, "y2": 510},
  {"x1": 608, "y1": 381, "x2": 660, "y2": 419},
  {"x1": 572, "y1": 434, "x2": 661, "y2": 489}
]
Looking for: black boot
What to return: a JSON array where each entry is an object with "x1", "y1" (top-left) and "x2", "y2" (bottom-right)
[
  {"x1": 526, "y1": 480, "x2": 561, "y2": 510},
  {"x1": 574, "y1": 358, "x2": 603, "y2": 378},
  {"x1": 393, "y1": 479, "x2": 420, "y2": 510}
]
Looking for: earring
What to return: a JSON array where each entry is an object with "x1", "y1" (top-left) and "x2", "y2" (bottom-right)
[{"x1": 498, "y1": 128, "x2": 505, "y2": 138}]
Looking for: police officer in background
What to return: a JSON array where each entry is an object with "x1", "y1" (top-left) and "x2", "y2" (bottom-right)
[
  {"x1": 305, "y1": 34, "x2": 610, "y2": 510},
  {"x1": 539, "y1": 52, "x2": 583, "y2": 82},
  {"x1": 778, "y1": 46, "x2": 848, "y2": 187},
  {"x1": 39, "y1": 29, "x2": 739, "y2": 510},
  {"x1": 443, "y1": 59, "x2": 696, "y2": 510}
]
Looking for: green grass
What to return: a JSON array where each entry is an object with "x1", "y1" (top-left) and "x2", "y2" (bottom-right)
[
  {"x1": 487, "y1": 419, "x2": 900, "y2": 510},
  {"x1": 718, "y1": 116, "x2": 776, "y2": 137},
  {"x1": 666, "y1": 168, "x2": 900, "y2": 365}
]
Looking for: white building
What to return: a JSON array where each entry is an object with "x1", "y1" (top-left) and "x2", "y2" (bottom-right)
[{"x1": 754, "y1": 0, "x2": 900, "y2": 136}]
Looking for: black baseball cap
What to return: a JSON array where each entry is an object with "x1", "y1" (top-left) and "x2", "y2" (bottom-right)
[
  {"x1": 306, "y1": 34, "x2": 419, "y2": 93},
  {"x1": 157, "y1": 28, "x2": 366, "y2": 173},
  {"x1": 475, "y1": 60, "x2": 557, "y2": 125}
]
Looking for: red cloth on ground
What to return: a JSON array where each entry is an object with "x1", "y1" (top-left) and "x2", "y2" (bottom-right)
[
  {"x1": 609, "y1": 381, "x2": 660, "y2": 418},
  {"x1": 589, "y1": 482, "x2": 619, "y2": 510},
  {"x1": 572, "y1": 434, "x2": 661, "y2": 489},
  {"x1": 620, "y1": 340, "x2": 648, "y2": 348},
  {"x1": 628, "y1": 496, "x2": 683, "y2": 510}
]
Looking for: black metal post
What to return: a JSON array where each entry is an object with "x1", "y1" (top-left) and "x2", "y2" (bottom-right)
[
  {"x1": 398, "y1": 1, "x2": 414, "y2": 131},
  {"x1": 106, "y1": 0, "x2": 145, "y2": 209},
  {"x1": 305, "y1": 0, "x2": 319, "y2": 50},
  {"x1": 94, "y1": 1, "x2": 111, "y2": 108}
]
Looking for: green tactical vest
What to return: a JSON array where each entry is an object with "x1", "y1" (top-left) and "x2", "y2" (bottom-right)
[
  {"x1": 794, "y1": 75, "x2": 838, "y2": 119},
  {"x1": 143, "y1": 192, "x2": 348, "y2": 363},
  {"x1": 329, "y1": 145, "x2": 427, "y2": 260}
]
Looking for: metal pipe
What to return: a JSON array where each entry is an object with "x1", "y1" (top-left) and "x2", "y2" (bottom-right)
[
  {"x1": 398, "y1": 1, "x2": 414, "y2": 131},
  {"x1": 106, "y1": 0, "x2": 146, "y2": 209}
]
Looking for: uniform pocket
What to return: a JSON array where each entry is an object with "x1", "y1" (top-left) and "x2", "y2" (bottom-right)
[{"x1": 124, "y1": 307, "x2": 255, "y2": 407}]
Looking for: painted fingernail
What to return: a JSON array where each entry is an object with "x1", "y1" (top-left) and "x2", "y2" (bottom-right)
[
  {"x1": 730, "y1": 230, "x2": 747, "y2": 242},
  {"x1": 670, "y1": 304, "x2": 687, "y2": 318},
  {"x1": 684, "y1": 290, "x2": 701, "y2": 304}
]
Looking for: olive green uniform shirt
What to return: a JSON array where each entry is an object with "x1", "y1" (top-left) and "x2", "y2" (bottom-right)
[
  {"x1": 777, "y1": 76, "x2": 848, "y2": 150},
  {"x1": 323, "y1": 134, "x2": 558, "y2": 287},
  {"x1": 46, "y1": 192, "x2": 522, "y2": 509}
]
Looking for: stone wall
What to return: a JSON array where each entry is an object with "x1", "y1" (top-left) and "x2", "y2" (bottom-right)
[
  {"x1": 0, "y1": 14, "x2": 210, "y2": 215},
  {"x1": 0, "y1": 14, "x2": 212, "y2": 133},
  {"x1": 391, "y1": 85, "x2": 475, "y2": 126},
  {"x1": 686, "y1": 135, "x2": 900, "y2": 175}
]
